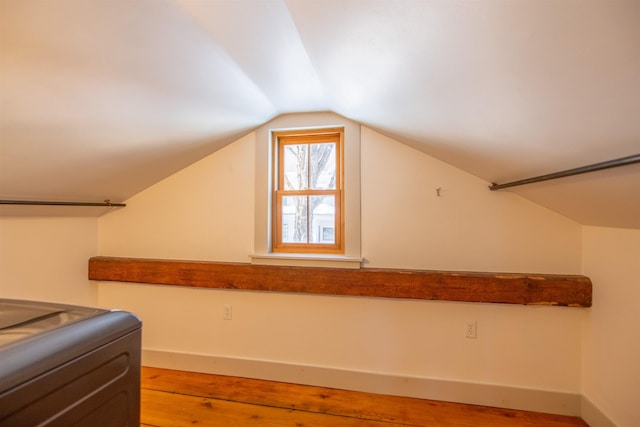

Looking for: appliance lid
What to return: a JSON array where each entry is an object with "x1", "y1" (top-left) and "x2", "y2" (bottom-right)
[
  {"x1": 0, "y1": 300, "x2": 141, "y2": 394},
  {"x1": 0, "y1": 304, "x2": 65, "y2": 330},
  {"x1": 0, "y1": 299, "x2": 105, "y2": 347}
]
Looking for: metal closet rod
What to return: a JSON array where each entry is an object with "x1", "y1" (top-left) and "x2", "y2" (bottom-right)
[
  {"x1": 0, "y1": 199, "x2": 126, "y2": 207},
  {"x1": 489, "y1": 153, "x2": 640, "y2": 191}
]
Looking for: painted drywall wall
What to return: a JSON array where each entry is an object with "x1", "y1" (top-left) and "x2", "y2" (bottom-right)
[
  {"x1": 582, "y1": 226, "x2": 640, "y2": 427},
  {"x1": 98, "y1": 120, "x2": 584, "y2": 395},
  {"x1": 361, "y1": 127, "x2": 582, "y2": 273},
  {"x1": 0, "y1": 217, "x2": 98, "y2": 305},
  {"x1": 98, "y1": 132, "x2": 255, "y2": 261}
]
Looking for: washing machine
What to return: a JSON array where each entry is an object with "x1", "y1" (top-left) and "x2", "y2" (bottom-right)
[{"x1": 0, "y1": 298, "x2": 141, "y2": 426}]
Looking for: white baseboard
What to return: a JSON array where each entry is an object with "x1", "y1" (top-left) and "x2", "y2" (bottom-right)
[
  {"x1": 142, "y1": 349, "x2": 581, "y2": 417},
  {"x1": 581, "y1": 395, "x2": 618, "y2": 427}
]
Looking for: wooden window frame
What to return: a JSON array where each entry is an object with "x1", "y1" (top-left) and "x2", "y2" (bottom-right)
[{"x1": 272, "y1": 128, "x2": 344, "y2": 254}]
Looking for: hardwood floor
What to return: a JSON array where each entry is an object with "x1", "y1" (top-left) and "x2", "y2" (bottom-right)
[{"x1": 140, "y1": 367, "x2": 589, "y2": 427}]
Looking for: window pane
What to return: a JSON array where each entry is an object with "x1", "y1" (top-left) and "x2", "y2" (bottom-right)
[
  {"x1": 310, "y1": 195, "x2": 335, "y2": 244},
  {"x1": 310, "y1": 143, "x2": 336, "y2": 190},
  {"x1": 283, "y1": 144, "x2": 308, "y2": 190},
  {"x1": 282, "y1": 196, "x2": 308, "y2": 243}
]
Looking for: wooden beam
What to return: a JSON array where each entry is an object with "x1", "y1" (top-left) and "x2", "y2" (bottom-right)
[{"x1": 88, "y1": 257, "x2": 592, "y2": 307}]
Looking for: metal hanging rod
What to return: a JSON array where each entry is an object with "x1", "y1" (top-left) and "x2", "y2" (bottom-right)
[
  {"x1": 489, "y1": 153, "x2": 640, "y2": 191},
  {"x1": 0, "y1": 199, "x2": 126, "y2": 207}
]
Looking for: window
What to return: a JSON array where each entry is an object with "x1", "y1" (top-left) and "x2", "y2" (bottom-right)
[
  {"x1": 252, "y1": 113, "x2": 361, "y2": 268},
  {"x1": 272, "y1": 128, "x2": 344, "y2": 254}
]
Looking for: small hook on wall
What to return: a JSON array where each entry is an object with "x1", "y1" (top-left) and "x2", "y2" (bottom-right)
[{"x1": 436, "y1": 187, "x2": 442, "y2": 197}]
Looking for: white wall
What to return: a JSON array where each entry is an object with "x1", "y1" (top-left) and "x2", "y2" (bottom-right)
[
  {"x1": 582, "y1": 226, "x2": 640, "y2": 427},
  {"x1": 98, "y1": 119, "x2": 586, "y2": 401},
  {"x1": 361, "y1": 127, "x2": 581, "y2": 273},
  {"x1": 98, "y1": 132, "x2": 254, "y2": 262},
  {"x1": 0, "y1": 217, "x2": 99, "y2": 306}
]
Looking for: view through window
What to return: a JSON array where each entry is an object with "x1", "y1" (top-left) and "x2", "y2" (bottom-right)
[{"x1": 272, "y1": 128, "x2": 344, "y2": 253}]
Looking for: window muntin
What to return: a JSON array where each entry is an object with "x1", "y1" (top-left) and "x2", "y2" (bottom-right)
[{"x1": 273, "y1": 128, "x2": 344, "y2": 253}]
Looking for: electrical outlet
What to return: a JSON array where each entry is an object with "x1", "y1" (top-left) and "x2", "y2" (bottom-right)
[
  {"x1": 223, "y1": 305, "x2": 233, "y2": 320},
  {"x1": 465, "y1": 321, "x2": 477, "y2": 339}
]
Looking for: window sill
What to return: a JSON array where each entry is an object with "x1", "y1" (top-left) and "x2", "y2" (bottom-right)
[{"x1": 250, "y1": 253, "x2": 362, "y2": 269}]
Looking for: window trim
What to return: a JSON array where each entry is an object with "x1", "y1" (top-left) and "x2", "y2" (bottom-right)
[
  {"x1": 271, "y1": 127, "x2": 345, "y2": 254},
  {"x1": 252, "y1": 112, "x2": 361, "y2": 269}
]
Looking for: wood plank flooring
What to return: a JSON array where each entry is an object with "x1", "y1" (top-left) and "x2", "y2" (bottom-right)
[{"x1": 140, "y1": 367, "x2": 589, "y2": 427}]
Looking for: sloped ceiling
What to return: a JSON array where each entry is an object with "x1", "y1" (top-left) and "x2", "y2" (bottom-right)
[{"x1": 1, "y1": 0, "x2": 638, "y2": 228}]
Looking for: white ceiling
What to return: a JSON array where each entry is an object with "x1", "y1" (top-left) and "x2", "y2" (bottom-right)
[{"x1": 1, "y1": 0, "x2": 639, "y2": 228}]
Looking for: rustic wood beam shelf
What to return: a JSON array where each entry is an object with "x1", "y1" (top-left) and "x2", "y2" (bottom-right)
[{"x1": 89, "y1": 257, "x2": 592, "y2": 307}]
